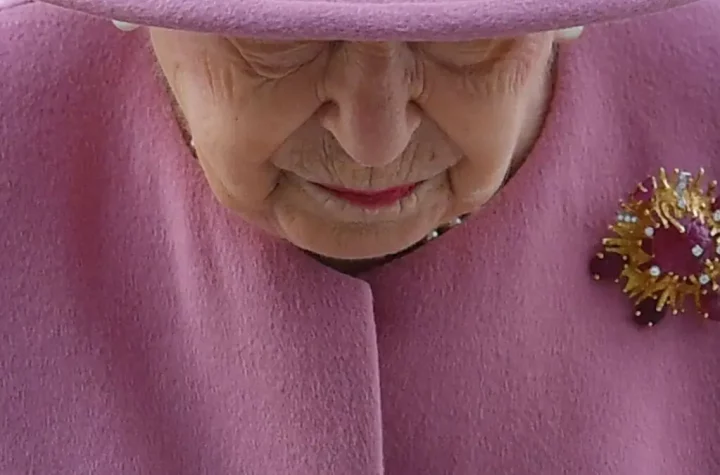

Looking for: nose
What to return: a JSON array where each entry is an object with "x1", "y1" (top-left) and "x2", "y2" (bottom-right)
[{"x1": 320, "y1": 43, "x2": 421, "y2": 167}]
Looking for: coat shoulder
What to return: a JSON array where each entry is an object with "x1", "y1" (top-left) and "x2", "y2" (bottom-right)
[
  {"x1": 0, "y1": 3, "x2": 143, "y2": 136},
  {"x1": 588, "y1": 1, "x2": 720, "y2": 94}
]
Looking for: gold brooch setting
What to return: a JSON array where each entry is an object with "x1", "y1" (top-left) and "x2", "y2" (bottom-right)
[{"x1": 590, "y1": 168, "x2": 720, "y2": 327}]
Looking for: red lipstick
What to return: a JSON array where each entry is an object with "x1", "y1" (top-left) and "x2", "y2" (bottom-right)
[{"x1": 317, "y1": 183, "x2": 419, "y2": 208}]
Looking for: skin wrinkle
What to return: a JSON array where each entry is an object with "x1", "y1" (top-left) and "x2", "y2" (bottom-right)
[
  {"x1": 324, "y1": 122, "x2": 460, "y2": 187},
  {"x1": 229, "y1": 39, "x2": 327, "y2": 79},
  {"x1": 324, "y1": 44, "x2": 419, "y2": 168},
  {"x1": 150, "y1": 31, "x2": 560, "y2": 272}
]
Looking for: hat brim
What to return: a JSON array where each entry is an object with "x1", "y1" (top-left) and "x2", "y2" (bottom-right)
[{"x1": 40, "y1": 0, "x2": 698, "y2": 40}]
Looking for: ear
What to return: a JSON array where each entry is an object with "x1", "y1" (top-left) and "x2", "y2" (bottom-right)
[
  {"x1": 554, "y1": 26, "x2": 584, "y2": 41},
  {"x1": 112, "y1": 20, "x2": 140, "y2": 32}
]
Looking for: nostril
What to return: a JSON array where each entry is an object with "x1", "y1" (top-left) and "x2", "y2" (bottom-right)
[
  {"x1": 316, "y1": 101, "x2": 339, "y2": 130},
  {"x1": 407, "y1": 101, "x2": 422, "y2": 128},
  {"x1": 316, "y1": 100, "x2": 336, "y2": 116}
]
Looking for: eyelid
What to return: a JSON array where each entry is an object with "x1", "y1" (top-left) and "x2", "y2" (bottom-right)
[
  {"x1": 415, "y1": 40, "x2": 510, "y2": 70},
  {"x1": 231, "y1": 40, "x2": 327, "y2": 78},
  {"x1": 233, "y1": 40, "x2": 325, "y2": 64}
]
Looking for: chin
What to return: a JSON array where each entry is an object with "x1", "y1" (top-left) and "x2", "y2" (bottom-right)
[
  {"x1": 270, "y1": 178, "x2": 452, "y2": 259},
  {"x1": 296, "y1": 228, "x2": 426, "y2": 260},
  {"x1": 276, "y1": 214, "x2": 436, "y2": 260}
]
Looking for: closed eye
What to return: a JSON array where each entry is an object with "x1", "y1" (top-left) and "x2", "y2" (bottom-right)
[
  {"x1": 229, "y1": 39, "x2": 328, "y2": 79},
  {"x1": 413, "y1": 39, "x2": 514, "y2": 71}
]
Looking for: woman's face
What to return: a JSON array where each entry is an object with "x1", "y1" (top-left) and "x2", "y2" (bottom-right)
[{"x1": 149, "y1": 31, "x2": 556, "y2": 259}]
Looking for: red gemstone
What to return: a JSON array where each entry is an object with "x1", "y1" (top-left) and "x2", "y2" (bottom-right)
[
  {"x1": 641, "y1": 238, "x2": 653, "y2": 255},
  {"x1": 699, "y1": 292, "x2": 720, "y2": 321},
  {"x1": 633, "y1": 298, "x2": 667, "y2": 327},
  {"x1": 649, "y1": 218, "x2": 713, "y2": 277},
  {"x1": 632, "y1": 177, "x2": 656, "y2": 202},
  {"x1": 590, "y1": 251, "x2": 626, "y2": 281}
]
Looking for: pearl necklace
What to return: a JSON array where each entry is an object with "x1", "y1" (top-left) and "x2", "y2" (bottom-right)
[{"x1": 424, "y1": 216, "x2": 466, "y2": 242}]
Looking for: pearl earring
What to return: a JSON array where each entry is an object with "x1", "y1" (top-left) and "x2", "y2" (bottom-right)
[
  {"x1": 112, "y1": 20, "x2": 140, "y2": 32},
  {"x1": 556, "y1": 26, "x2": 584, "y2": 41}
]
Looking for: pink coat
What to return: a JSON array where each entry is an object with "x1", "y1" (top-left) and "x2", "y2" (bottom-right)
[{"x1": 2, "y1": 2, "x2": 720, "y2": 474}]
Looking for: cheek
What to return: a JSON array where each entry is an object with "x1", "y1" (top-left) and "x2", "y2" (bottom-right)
[
  {"x1": 419, "y1": 56, "x2": 550, "y2": 207},
  {"x1": 151, "y1": 34, "x2": 336, "y2": 224},
  {"x1": 418, "y1": 40, "x2": 550, "y2": 163},
  {"x1": 420, "y1": 67, "x2": 527, "y2": 170},
  {"x1": 176, "y1": 65, "x2": 325, "y2": 170},
  {"x1": 151, "y1": 34, "x2": 245, "y2": 157}
]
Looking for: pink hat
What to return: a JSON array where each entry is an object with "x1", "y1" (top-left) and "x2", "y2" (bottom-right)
[{"x1": 34, "y1": 0, "x2": 697, "y2": 40}]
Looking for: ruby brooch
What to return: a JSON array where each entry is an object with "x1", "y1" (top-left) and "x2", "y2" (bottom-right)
[{"x1": 590, "y1": 168, "x2": 720, "y2": 327}]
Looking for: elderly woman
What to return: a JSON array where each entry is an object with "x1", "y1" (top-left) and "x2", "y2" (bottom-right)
[{"x1": 2, "y1": 0, "x2": 720, "y2": 473}]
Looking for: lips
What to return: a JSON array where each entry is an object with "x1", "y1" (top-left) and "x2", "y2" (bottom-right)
[{"x1": 316, "y1": 183, "x2": 420, "y2": 208}]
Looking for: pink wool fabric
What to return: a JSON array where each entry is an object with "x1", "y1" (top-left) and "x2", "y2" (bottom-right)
[
  {"x1": 14, "y1": 0, "x2": 702, "y2": 40},
  {"x1": 3, "y1": 2, "x2": 720, "y2": 474}
]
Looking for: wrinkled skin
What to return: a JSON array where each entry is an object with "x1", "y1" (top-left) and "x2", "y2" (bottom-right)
[{"x1": 149, "y1": 31, "x2": 563, "y2": 267}]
